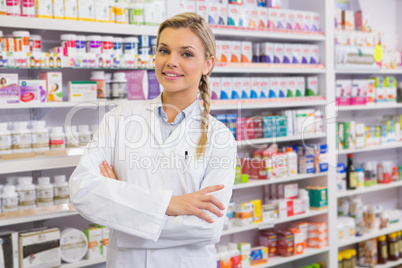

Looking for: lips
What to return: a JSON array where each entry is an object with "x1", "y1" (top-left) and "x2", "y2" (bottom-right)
[{"x1": 163, "y1": 71, "x2": 183, "y2": 77}]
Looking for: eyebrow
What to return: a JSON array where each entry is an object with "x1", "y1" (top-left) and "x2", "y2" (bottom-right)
[{"x1": 159, "y1": 43, "x2": 197, "y2": 51}]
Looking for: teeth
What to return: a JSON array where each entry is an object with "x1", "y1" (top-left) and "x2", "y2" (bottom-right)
[{"x1": 165, "y1": 73, "x2": 181, "y2": 77}]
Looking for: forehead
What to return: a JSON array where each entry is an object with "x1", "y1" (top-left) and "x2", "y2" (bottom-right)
[{"x1": 159, "y1": 27, "x2": 205, "y2": 50}]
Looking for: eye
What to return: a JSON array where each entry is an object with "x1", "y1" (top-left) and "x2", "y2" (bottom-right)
[
  {"x1": 183, "y1": 52, "x2": 194, "y2": 58},
  {"x1": 158, "y1": 48, "x2": 169, "y2": 54}
]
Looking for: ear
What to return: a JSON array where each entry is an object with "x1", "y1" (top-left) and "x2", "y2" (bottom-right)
[{"x1": 202, "y1": 56, "x2": 215, "y2": 76}]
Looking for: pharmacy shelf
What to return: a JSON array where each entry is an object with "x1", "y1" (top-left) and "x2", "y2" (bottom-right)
[
  {"x1": 252, "y1": 247, "x2": 329, "y2": 268},
  {"x1": 337, "y1": 142, "x2": 402, "y2": 155},
  {"x1": 0, "y1": 204, "x2": 78, "y2": 227},
  {"x1": 211, "y1": 26, "x2": 326, "y2": 41},
  {"x1": 337, "y1": 180, "x2": 402, "y2": 198},
  {"x1": 237, "y1": 133, "x2": 326, "y2": 147},
  {"x1": 0, "y1": 16, "x2": 158, "y2": 36},
  {"x1": 233, "y1": 172, "x2": 328, "y2": 190},
  {"x1": 0, "y1": 97, "x2": 327, "y2": 110},
  {"x1": 338, "y1": 223, "x2": 402, "y2": 248},
  {"x1": 61, "y1": 257, "x2": 106, "y2": 268},
  {"x1": 337, "y1": 103, "x2": 402, "y2": 111},
  {"x1": 356, "y1": 258, "x2": 402, "y2": 268},
  {"x1": 213, "y1": 63, "x2": 326, "y2": 74},
  {"x1": 222, "y1": 209, "x2": 328, "y2": 236},
  {"x1": 335, "y1": 68, "x2": 402, "y2": 74},
  {"x1": 0, "y1": 148, "x2": 83, "y2": 174}
]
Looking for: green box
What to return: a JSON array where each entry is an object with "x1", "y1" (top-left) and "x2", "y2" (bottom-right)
[{"x1": 306, "y1": 187, "x2": 328, "y2": 210}]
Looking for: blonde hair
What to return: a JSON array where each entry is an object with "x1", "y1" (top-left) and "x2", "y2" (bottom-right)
[{"x1": 157, "y1": 12, "x2": 216, "y2": 158}]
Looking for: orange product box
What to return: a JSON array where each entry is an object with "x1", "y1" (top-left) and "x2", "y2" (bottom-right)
[
  {"x1": 220, "y1": 41, "x2": 231, "y2": 63},
  {"x1": 308, "y1": 222, "x2": 327, "y2": 233},
  {"x1": 231, "y1": 41, "x2": 241, "y2": 63},
  {"x1": 307, "y1": 238, "x2": 328, "y2": 248},
  {"x1": 289, "y1": 228, "x2": 304, "y2": 255},
  {"x1": 291, "y1": 222, "x2": 308, "y2": 247},
  {"x1": 241, "y1": 41, "x2": 252, "y2": 63}
]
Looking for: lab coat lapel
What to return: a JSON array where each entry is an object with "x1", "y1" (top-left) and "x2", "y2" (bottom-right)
[{"x1": 147, "y1": 96, "x2": 164, "y2": 146}]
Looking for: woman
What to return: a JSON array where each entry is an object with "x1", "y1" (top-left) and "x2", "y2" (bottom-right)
[{"x1": 70, "y1": 12, "x2": 236, "y2": 267}]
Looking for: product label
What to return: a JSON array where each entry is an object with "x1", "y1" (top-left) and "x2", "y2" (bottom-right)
[
  {"x1": 17, "y1": 189, "x2": 36, "y2": 207},
  {"x1": 2, "y1": 197, "x2": 18, "y2": 211},
  {"x1": 31, "y1": 132, "x2": 49, "y2": 149},
  {"x1": 349, "y1": 172, "x2": 358, "y2": 188},
  {"x1": 54, "y1": 186, "x2": 69, "y2": 200},
  {"x1": 37, "y1": 189, "x2": 54, "y2": 203},
  {"x1": 11, "y1": 133, "x2": 31, "y2": 150},
  {"x1": 0, "y1": 134, "x2": 11, "y2": 151}
]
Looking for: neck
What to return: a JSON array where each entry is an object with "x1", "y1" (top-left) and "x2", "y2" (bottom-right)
[{"x1": 161, "y1": 90, "x2": 198, "y2": 123}]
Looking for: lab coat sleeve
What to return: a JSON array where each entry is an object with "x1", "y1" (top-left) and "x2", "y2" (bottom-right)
[
  {"x1": 69, "y1": 106, "x2": 173, "y2": 242},
  {"x1": 116, "y1": 124, "x2": 237, "y2": 249}
]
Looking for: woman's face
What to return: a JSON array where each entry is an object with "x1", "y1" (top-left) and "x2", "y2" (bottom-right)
[{"x1": 155, "y1": 27, "x2": 213, "y2": 95}]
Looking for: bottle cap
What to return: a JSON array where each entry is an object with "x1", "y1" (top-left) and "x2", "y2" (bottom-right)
[
  {"x1": 38, "y1": 177, "x2": 50, "y2": 185},
  {"x1": 3, "y1": 185, "x2": 16, "y2": 193},
  {"x1": 54, "y1": 175, "x2": 67, "y2": 183},
  {"x1": 60, "y1": 34, "x2": 77, "y2": 41}
]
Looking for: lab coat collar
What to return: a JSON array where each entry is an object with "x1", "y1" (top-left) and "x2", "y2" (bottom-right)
[{"x1": 147, "y1": 93, "x2": 203, "y2": 122}]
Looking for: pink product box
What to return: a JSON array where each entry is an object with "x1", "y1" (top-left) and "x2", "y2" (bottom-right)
[
  {"x1": 267, "y1": 8, "x2": 279, "y2": 29},
  {"x1": 236, "y1": 117, "x2": 246, "y2": 141},
  {"x1": 351, "y1": 79, "x2": 368, "y2": 105},
  {"x1": 336, "y1": 80, "x2": 352, "y2": 106}
]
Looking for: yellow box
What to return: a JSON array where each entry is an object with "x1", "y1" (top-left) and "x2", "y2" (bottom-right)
[{"x1": 250, "y1": 199, "x2": 262, "y2": 224}]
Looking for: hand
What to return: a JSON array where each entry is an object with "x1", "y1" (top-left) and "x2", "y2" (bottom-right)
[
  {"x1": 166, "y1": 185, "x2": 226, "y2": 223},
  {"x1": 99, "y1": 160, "x2": 118, "y2": 180}
]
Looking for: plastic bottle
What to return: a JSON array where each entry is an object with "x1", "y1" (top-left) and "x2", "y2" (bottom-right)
[
  {"x1": 76, "y1": 35, "x2": 87, "y2": 54},
  {"x1": 228, "y1": 243, "x2": 241, "y2": 268},
  {"x1": 299, "y1": 189, "x2": 310, "y2": 213},
  {"x1": 115, "y1": 2, "x2": 128, "y2": 24},
  {"x1": 78, "y1": 125, "x2": 92, "y2": 147},
  {"x1": 1, "y1": 185, "x2": 18, "y2": 212},
  {"x1": 16, "y1": 177, "x2": 36, "y2": 209},
  {"x1": 112, "y1": 72, "x2": 127, "y2": 99},
  {"x1": 6, "y1": 176, "x2": 17, "y2": 186},
  {"x1": 123, "y1": 36, "x2": 139, "y2": 56},
  {"x1": 398, "y1": 231, "x2": 402, "y2": 259},
  {"x1": 90, "y1": 71, "x2": 106, "y2": 99},
  {"x1": 50, "y1": 127, "x2": 66, "y2": 150},
  {"x1": 113, "y1": 37, "x2": 123, "y2": 55},
  {"x1": 104, "y1": 73, "x2": 113, "y2": 100},
  {"x1": 346, "y1": 154, "x2": 357, "y2": 190},
  {"x1": 129, "y1": 3, "x2": 144, "y2": 25},
  {"x1": 356, "y1": 168, "x2": 364, "y2": 190},
  {"x1": 101, "y1": 36, "x2": 114, "y2": 54},
  {"x1": 86, "y1": 35, "x2": 102, "y2": 54},
  {"x1": 54, "y1": 175, "x2": 69, "y2": 205},
  {"x1": 388, "y1": 233, "x2": 399, "y2": 261},
  {"x1": 218, "y1": 246, "x2": 232, "y2": 268},
  {"x1": 36, "y1": 176, "x2": 54, "y2": 207},
  {"x1": 11, "y1": 121, "x2": 32, "y2": 153},
  {"x1": 30, "y1": 120, "x2": 49, "y2": 152},
  {"x1": 0, "y1": 122, "x2": 12, "y2": 155},
  {"x1": 65, "y1": 125, "x2": 79, "y2": 148},
  {"x1": 60, "y1": 34, "x2": 77, "y2": 56},
  {"x1": 286, "y1": 147, "x2": 298, "y2": 176},
  {"x1": 392, "y1": 166, "x2": 399, "y2": 182},
  {"x1": 30, "y1": 34, "x2": 42, "y2": 52},
  {"x1": 338, "y1": 253, "x2": 343, "y2": 268}
]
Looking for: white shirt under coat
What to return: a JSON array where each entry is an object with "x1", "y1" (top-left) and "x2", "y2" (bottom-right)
[{"x1": 69, "y1": 94, "x2": 237, "y2": 268}]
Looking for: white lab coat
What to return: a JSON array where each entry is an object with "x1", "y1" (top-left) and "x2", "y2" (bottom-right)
[{"x1": 69, "y1": 94, "x2": 237, "y2": 268}]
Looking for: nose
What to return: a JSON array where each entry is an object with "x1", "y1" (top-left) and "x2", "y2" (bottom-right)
[{"x1": 166, "y1": 52, "x2": 179, "y2": 68}]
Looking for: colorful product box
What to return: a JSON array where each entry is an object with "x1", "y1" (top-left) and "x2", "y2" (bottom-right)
[
  {"x1": 221, "y1": 77, "x2": 232, "y2": 99},
  {"x1": 241, "y1": 78, "x2": 251, "y2": 99},
  {"x1": 84, "y1": 226, "x2": 103, "y2": 259},
  {"x1": 384, "y1": 76, "x2": 397, "y2": 102},
  {"x1": 258, "y1": 7, "x2": 268, "y2": 28},
  {"x1": 295, "y1": 77, "x2": 305, "y2": 97},
  {"x1": 220, "y1": 41, "x2": 231, "y2": 63},
  {"x1": 342, "y1": 10, "x2": 355, "y2": 30},
  {"x1": 258, "y1": 231, "x2": 278, "y2": 257},
  {"x1": 249, "y1": 7, "x2": 259, "y2": 27},
  {"x1": 278, "y1": 78, "x2": 287, "y2": 97},
  {"x1": 241, "y1": 41, "x2": 252, "y2": 63},
  {"x1": 289, "y1": 228, "x2": 305, "y2": 255},
  {"x1": 228, "y1": 4, "x2": 241, "y2": 27},
  {"x1": 234, "y1": 202, "x2": 254, "y2": 226},
  {"x1": 250, "y1": 199, "x2": 262, "y2": 224},
  {"x1": 36, "y1": 0, "x2": 53, "y2": 18},
  {"x1": 306, "y1": 186, "x2": 328, "y2": 210},
  {"x1": 238, "y1": 243, "x2": 251, "y2": 268},
  {"x1": 239, "y1": 5, "x2": 249, "y2": 27},
  {"x1": 294, "y1": 11, "x2": 303, "y2": 31},
  {"x1": 375, "y1": 76, "x2": 386, "y2": 102},
  {"x1": 260, "y1": 78, "x2": 269, "y2": 98},
  {"x1": 303, "y1": 11, "x2": 312, "y2": 31},
  {"x1": 277, "y1": 183, "x2": 298, "y2": 199},
  {"x1": 250, "y1": 78, "x2": 262, "y2": 98},
  {"x1": 273, "y1": 43, "x2": 284, "y2": 63},
  {"x1": 218, "y1": 4, "x2": 228, "y2": 26},
  {"x1": 267, "y1": 8, "x2": 279, "y2": 29},
  {"x1": 269, "y1": 77, "x2": 280, "y2": 98},
  {"x1": 277, "y1": 230, "x2": 294, "y2": 257},
  {"x1": 180, "y1": 1, "x2": 195, "y2": 13},
  {"x1": 250, "y1": 247, "x2": 268, "y2": 266},
  {"x1": 39, "y1": 72, "x2": 63, "y2": 102},
  {"x1": 0, "y1": 73, "x2": 19, "y2": 104},
  {"x1": 311, "y1": 12, "x2": 320, "y2": 31},
  {"x1": 351, "y1": 79, "x2": 368, "y2": 105},
  {"x1": 306, "y1": 76, "x2": 318, "y2": 96},
  {"x1": 301, "y1": 45, "x2": 311, "y2": 64},
  {"x1": 342, "y1": 121, "x2": 356, "y2": 149},
  {"x1": 291, "y1": 222, "x2": 308, "y2": 248},
  {"x1": 231, "y1": 41, "x2": 241, "y2": 62},
  {"x1": 358, "y1": 239, "x2": 377, "y2": 266},
  {"x1": 335, "y1": 9, "x2": 342, "y2": 29},
  {"x1": 277, "y1": 9, "x2": 287, "y2": 30},
  {"x1": 310, "y1": 45, "x2": 319, "y2": 64},
  {"x1": 253, "y1": 43, "x2": 260, "y2": 62},
  {"x1": 283, "y1": 44, "x2": 293, "y2": 64},
  {"x1": 215, "y1": 40, "x2": 223, "y2": 62},
  {"x1": 259, "y1": 42, "x2": 274, "y2": 63},
  {"x1": 292, "y1": 44, "x2": 303, "y2": 64},
  {"x1": 210, "y1": 77, "x2": 221, "y2": 100},
  {"x1": 286, "y1": 78, "x2": 296, "y2": 97},
  {"x1": 68, "y1": 81, "x2": 97, "y2": 101},
  {"x1": 286, "y1": 9, "x2": 296, "y2": 30},
  {"x1": 336, "y1": 80, "x2": 352, "y2": 106},
  {"x1": 232, "y1": 78, "x2": 242, "y2": 99},
  {"x1": 207, "y1": 3, "x2": 219, "y2": 25},
  {"x1": 19, "y1": 80, "x2": 47, "y2": 103},
  {"x1": 195, "y1": 2, "x2": 208, "y2": 23},
  {"x1": 355, "y1": 11, "x2": 371, "y2": 32}
]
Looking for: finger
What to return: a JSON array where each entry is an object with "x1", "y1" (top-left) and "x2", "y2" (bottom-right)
[
  {"x1": 200, "y1": 195, "x2": 225, "y2": 211},
  {"x1": 194, "y1": 209, "x2": 214, "y2": 223},
  {"x1": 198, "y1": 185, "x2": 224, "y2": 195},
  {"x1": 102, "y1": 161, "x2": 117, "y2": 180},
  {"x1": 99, "y1": 163, "x2": 108, "y2": 177},
  {"x1": 198, "y1": 202, "x2": 224, "y2": 218}
]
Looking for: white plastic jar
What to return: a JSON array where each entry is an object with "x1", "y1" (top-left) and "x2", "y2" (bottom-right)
[
  {"x1": 2, "y1": 185, "x2": 18, "y2": 212},
  {"x1": 11, "y1": 121, "x2": 32, "y2": 153},
  {"x1": 60, "y1": 228, "x2": 88, "y2": 263},
  {"x1": 115, "y1": 2, "x2": 128, "y2": 24},
  {"x1": 16, "y1": 176, "x2": 36, "y2": 209},
  {"x1": 31, "y1": 120, "x2": 49, "y2": 152},
  {"x1": 65, "y1": 125, "x2": 79, "y2": 148},
  {"x1": 113, "y1": 37, "x2": 123, "y2": 55},
  {"x1": 123, "y1": 37, "x2": 139, "y2": 56},
  {"x1": 128, "y1": 3, "x2": 144, "y2": 25},
  {"x1": 0, "y1": 122, "x2": 12, "y2": 155},
  {"x1": 90, "y1": 71, "x2": 106, "y2": 99},
  {"x1": 112, "y1": 72, "x2": 127, "y2": 99},
  {"x1": 101, "y1": 36, "x2": 114, "y2": 54},
  {"x1": 30, "y1": 34, "x2": 42, "y2": 52},
  {"x1": 6, "y1": 176, "x2": 18, "y2": 185},
  {"x1": 61, "y1": 34, "x2": 77, "y2": 56},
  {"x1": 86, "y1": 35, "x2": 102, "y2": 54},
  {"x1": 6, "y1": 0, "x2": 21, "y2": 16},
  {"x1": 21, "y1": 0, "x2": 35, "y2": 17},
  {"x1": 76, "y1": 35, "x2": 87, "y2": 54},
  {"x1": 54, "y1": 175, "x2": 69, "y2": 205},
  {"x1": 13, "y1": 31, "x2": 30, "y2": 52},
  {"x1": 36, "y1": 176, "x2": 54, "y2": 207},
  {"x1": 50, "y1": 126, "x2": 65, "y2": 150},
  {"x1": 78, "y1": 125, "x2": 92, "y2": 147}
]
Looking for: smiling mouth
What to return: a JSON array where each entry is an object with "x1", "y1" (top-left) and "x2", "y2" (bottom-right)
[{"x1": 163, "y1": 72, "x2": 184, "y2": 77}]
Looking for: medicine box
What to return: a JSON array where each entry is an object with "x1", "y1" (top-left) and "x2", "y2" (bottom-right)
[
  {"x1": 53, "y1": 0, "x2": 64, "y2": 19},
  {"x1": 292, "y1": 44, "x2": 302, "y2": 64},
  {"x1": 301, "y1": 45, "x2": 310, "y2": 64},
  {"x1": 208, "y1": 3, "x2": 221, "y2": 25},
  {"x1": 227, "y1": 4, "x2": 241, "y2": 26},
  {"x1": 311, "y1": 12, "x2": 320, "y2": 31},
  {"x1": 310, "y1": 45, "x2": 319, "y2": 64},
  {"x1": 234, "y1": 202, "x2": 254, "y2": 226},
  {"x1": 19, "y1": 80, "x2": 47, "y2": 103},
  {"x1": 238, "y1": 243, "x2": 251, "y2": 268},
  {"x1": 195, "y1": 2, "x2": 208, "y2": 23},
  {"x1": 210, "y1": 77, "x2": 221, "y2": 100},
  {"x1": 77, "y1": 0, "x2": 95, "y2": 21},
  {"x1": 289, "y1": 228, "x2": 304, "y2": 255},
  {"x1": 231, "y1": 41, "x2": 241, "y2": 63},
  {"x1": 385, "y1": 76, "x2": 397, "y2": 102},
  {"x1": 355, "y1": 11, "x2": 371, "y2": 32},
  {"x1": 306, "y1": 187, "x2": 328, "y2": 210},
  {"x1": 351, "y1": 79, "x2": 368, "y2": 105},
  {"x1": 19, "y1": 227, "x2": 61, "y2": 268},
  {"x1": 84, "y1": 226, "x2": 103, "y2": 259},
  {"x1": 250, "y1": 199, "x2": 262, "y2": 224},
  {"x1": 68, "y1": 81, "x2": 97, "y2": 101},
  {"x1": 258, "y1": 7, "x2": 267, "y2": 28},
  {"x1": 283, "y1": 44, "x2": 293, "y2": 64},
  {"x1": 277, "y1": 9, "x2": 287, "y2": 30},
  {"x1": 0, "y1": 73, "x2": 19, "y2": 104},
  {"x1": 342, "y1": 10, "x2": 355, "y2": 30},
  {"x1": 180, "y1": 1, "x2": 195, "y2": 13},
  {"x1": 39, "y1": 72, "x2": 63, "y2": 102},
  {"x1": 375, "y1": 76, "x2": 386, "y2": 102},
  {"x1": 220, "y1": 41, "x2": 231, "y2": 63},
  {"x1": 241, "y1": 41, "x2": 252, "y2": 63},
  {"x1": 303, "y1": 11, "x2": 312, "y2": 31},
  {"x1": 64, "y1": 0, "x2": 78, "y2": 19},
  {"x1": 286, "y1": 9, "x2": 295, "y2": 30},
  {"x1": 36, "y1": 0, "x2": 52, "y2": 18},
  {"x1": 306, "y1": 76, "x2": 318, "y2": 96},
  {"x1": 367, "y1": 78, "x2": 375, "y2": 104},
  {"x1": 259, "y1": 42, "x2": 274, "y2": 63},
  {"x1": 273, "y1": 43, "x2": 283, "y2": 64},
  {"x1": 90, "y1": 224, "x2": 110, "y2": 256},
  {"x1": 336, "y1": 80, "x2": 352, "y2": 106},
  {"x1": 221, "y1": 77, "x2": 232, "y2": 100},
  {"x1": 250, "y1": 247, "x2": 268, "y2": 266},
  {"x1": 267, "y1": 8, "x2": 279, "y2": 29}
]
